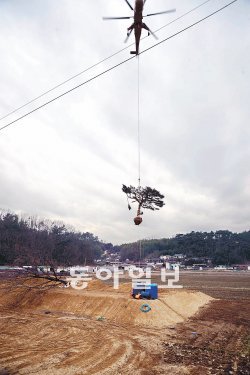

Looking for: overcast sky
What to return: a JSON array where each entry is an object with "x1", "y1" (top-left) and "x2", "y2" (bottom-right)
[{"x1": 0, "y1": 0, "x2": 249, "y2": 244}]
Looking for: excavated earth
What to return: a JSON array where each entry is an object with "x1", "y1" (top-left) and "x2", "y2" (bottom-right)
[{"x1": 0, "y1": 275, "x2": 249, "y2": 374}]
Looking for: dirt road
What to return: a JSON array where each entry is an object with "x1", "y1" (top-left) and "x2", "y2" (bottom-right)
[{"x1": 0, "y1": 273, "x2": 249, "y2": 374}]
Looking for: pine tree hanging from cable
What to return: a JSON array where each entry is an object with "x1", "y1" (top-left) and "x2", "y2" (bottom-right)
[
  {"x1": 122, "y1": 184, "x2": 165, "y2": 225},
  {"x1": 121, "y1": 50, "x2": 165, "y2": 225}
]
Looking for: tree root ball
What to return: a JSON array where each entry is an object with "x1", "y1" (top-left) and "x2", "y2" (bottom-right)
[{"x1": 134, "y1": 216, "x2": 143, "y2": 225}]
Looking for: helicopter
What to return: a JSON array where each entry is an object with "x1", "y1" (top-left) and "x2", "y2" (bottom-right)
[{"x1": 103, "y1": 0, "x2": 176, "y2": 55}]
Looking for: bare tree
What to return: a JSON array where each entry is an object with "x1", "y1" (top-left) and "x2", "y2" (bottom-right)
[
  {"x1": 0, "y1": 267, "x2": 68, "y2": 293},
  {"x1": 0, "y1": 210, "x2": 102, "y2": 292}
]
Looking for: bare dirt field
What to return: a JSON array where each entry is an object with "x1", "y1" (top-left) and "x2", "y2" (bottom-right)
[{"x1": 0, "y1": 271, "x2": 249, "y2": 374}]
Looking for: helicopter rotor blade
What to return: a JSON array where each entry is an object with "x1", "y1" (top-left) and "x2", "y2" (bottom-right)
[
  {"x1": 103, "y1": 16, "x2": 132, "y2": 20},
  {"x1": 124, "y1": 0, "x2": 134, "y2": 11},
  {"x1": 145, "y1": 25, "x2": 158, "y2": 40},
  {"x1": 145, "y1": 9, "x2": 176, "y2": 17},
  {"x1": 124, "y1": 29, "x2": 133, "y2": 43}
]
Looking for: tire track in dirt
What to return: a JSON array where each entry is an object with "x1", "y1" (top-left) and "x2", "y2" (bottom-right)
[
  {"x1": 2, "y1": 278, "x2": 246, "y2": 374},
  {"x1": 0, "y1": 312, "x2": 164, "y2": 375}
]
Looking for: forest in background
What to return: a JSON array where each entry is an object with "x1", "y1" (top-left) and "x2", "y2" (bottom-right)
[
  {"x1": 0, "y1": 210, "x2": 249, "y2": 266},
  {"x1": 0, "y1": 211, "x2": 102, "y2": 266},
  {"x1": 117, "y1": 231, "x2": 250, "y2": 265}
]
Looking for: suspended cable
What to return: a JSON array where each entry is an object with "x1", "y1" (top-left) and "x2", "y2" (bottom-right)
[
  {"x1": 0, "y1": 0, "x2": 216, "y2": 123},
  {"x1": 140, "y1": 0, "x2": 237, "y2": 55},
  {"x1": 0, "y1": 47, "x2": 131, "y2": 123},
  {"x1": 139, "y1": 239, "x2": 142, "y2": 266},
  {"x1": 0, "y1": 0, "x2": 238, "y2": 133},
  {"x1": 0, "y1": 55, "x2": 133, "y2": 132},
  {"x1": 137, "y1": 56, "x2": 141, "y2": 188},
  {"x1": 155, "y1": 0, "x2": 215, "y2": 34}
]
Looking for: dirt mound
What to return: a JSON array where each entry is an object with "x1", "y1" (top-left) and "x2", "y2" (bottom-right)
[
  {"x1": 0, "y1": 280, "x2": 213, "y2": 328},
  {"x1": 0, "y1": 273, "x2": 248, "y2": 375},
  {"x1": 87, "y1": 279, "x2": 112, "y2": 291},
  {"x1": 115, "y1": 282, "x2": 131, "y2": 293}
]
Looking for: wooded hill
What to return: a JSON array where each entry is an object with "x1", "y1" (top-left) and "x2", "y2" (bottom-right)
[
  {"x1": 0, "y1": 210, "x2": 249, "y2": 266},
  {"x1": 117, "y1": 231, "x2": 250, "y2": 265},
  {"x1": 0, "y1": 211, "x2": 102, "y2": 266}
]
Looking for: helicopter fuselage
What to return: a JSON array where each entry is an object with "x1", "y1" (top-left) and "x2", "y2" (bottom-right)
[
  {"x1": 134, "y1": 0, "x2": 144, "y2": 22},
  {"x1": 129, "y1": 0, "x2": 145, "y2": 54},
  {"x1": 103, "y1": 0, "x2": 175, "y2": 56}
]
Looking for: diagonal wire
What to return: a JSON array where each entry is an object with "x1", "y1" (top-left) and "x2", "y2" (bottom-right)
[
  {"x1": 154, "y1": 0, "x2": 215, "y2": 34},
  {"x1": 0, "y1": 0, "x2": 215, "y2": 123},
  {"x1": 139, "y1": 0, "x2": 237, "y2": 56},
  {"x1": 0, "y1": 0, "x2": 238, "y2": 133}
]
